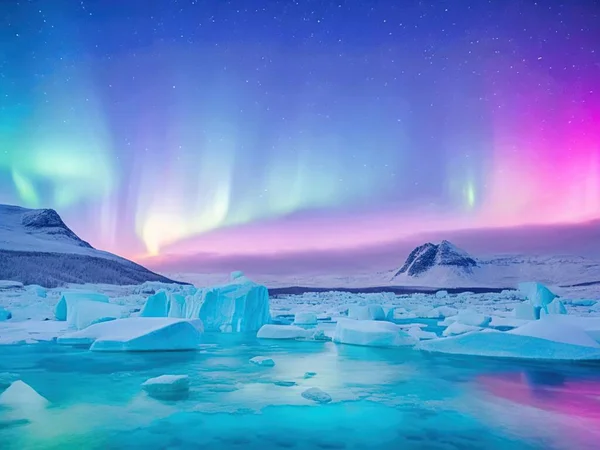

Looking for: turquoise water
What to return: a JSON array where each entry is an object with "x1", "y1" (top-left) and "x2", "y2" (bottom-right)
[{"x1": 2, "y1": 335, "x2": 600, "y2": 449}]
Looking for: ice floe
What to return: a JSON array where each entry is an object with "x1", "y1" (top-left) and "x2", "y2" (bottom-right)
[
  {"x1": 55, "y1": 291, "x2": 109, "y2": 321},
  {"x1": 333, "y1": 319, "x2": 417, "y2": 348},
  {"x1": 301, "y1": 387, "x2": 332, "y2": 404},
  {"x1": 58, "y1": 317, "x2": 203, "y2": 352},
  {"x1": 142, "y1": 375, "x2": 190, "y2": 399},
  {"x1": 250, "y1": 356, "x2": 275, "y2": 367}
]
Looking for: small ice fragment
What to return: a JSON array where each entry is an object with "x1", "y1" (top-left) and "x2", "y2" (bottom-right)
[
  {"x1": 435, "y1": 290, "x2": 449, "y2": 298},
  {"x1": 274, "y1": 381, "x2": 296, "y2": 387},
  {"x1": 302, "y1": 387, "x2": 332, "y2": 404},
  {"x1": 142, "y1": 374, "x2": 190, "y2": 400},
  {"x1": 303, "y1": 372, "x2": 317, "y2": 379},
  {"x1": 0, "y1": 380, "x2": 49, "y2": 412},
  {"x1": 293, "y1": 312, "x2": 318, "y2": 326},
  {"x1": 250, "y1": 356, "x2": 275, "y2": 367}
]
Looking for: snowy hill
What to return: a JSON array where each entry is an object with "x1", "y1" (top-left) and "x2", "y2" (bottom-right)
[
  {"x1": 0, "y1": 204, "x2": 181, "y2": 288},
  {"x1": 393, "y1": 240, "x2": 478, "y2": 278}
]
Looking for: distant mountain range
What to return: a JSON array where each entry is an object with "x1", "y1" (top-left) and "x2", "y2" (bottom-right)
[
  {"x1": 0, "y1": 204, "x2": 182, "y2": 288},
  {"x1": 392, "y1": 239, "x2": 600, "y2": 292}
]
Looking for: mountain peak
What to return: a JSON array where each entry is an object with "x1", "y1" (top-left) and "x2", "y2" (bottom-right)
[{"x1": 394, "y1": 240, "x2": 477, "y2": 277}]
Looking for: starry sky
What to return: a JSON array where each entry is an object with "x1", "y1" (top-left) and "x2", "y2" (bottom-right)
[{"x1": 1, "y1": 0, "x2": 599, "y2": 273}]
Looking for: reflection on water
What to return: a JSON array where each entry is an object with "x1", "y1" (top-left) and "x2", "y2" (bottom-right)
[{"x1": 1, "y1": 336, "x2": 600, "y2": 449}]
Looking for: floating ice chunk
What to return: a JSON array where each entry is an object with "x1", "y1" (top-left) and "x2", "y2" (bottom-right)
[
  {"x1": 293, "y1": 312, "x2": 318, "y2": 326},
  {"x1": 564, "y1": 299, "x2": 596, "y2": 307},
  {"x1": 419, "y1": 328, "x2": 600, "y2": 360},
  {"x1": 274, "y1": 381, "x2": 296, "y2": 387},
  {"x1": 442, "y1": 322, "x2": 481, "y2": 337},
  {"x1": 415, "y1": 306, "x2": 458, "y2": 319},
  {"x1": 257, "y1": 324, "x2": 310, "y2": 340},
  {"x1": 513, "y1": 302, "x2": 538, "y2": 320},
  {"x1": 0, "y1": 307, "x2": 12, "y2": 321},
  {"x1": 435, "y1": 290, "x2": 449, "y2": 298},
  {"x1": 142, "y1": 375, "x2": 190, "y2": 399},
  {"x1": 195, "y1": 279, "x2": 270, "y2": 332},
  {"x1": 27, "y1": 285, "x2": 47, "y2": 298},
  {"x1": 386, "y1": 307, "x2": 417, "y2": 321},
  {"x1": 250, "y1": 356, "x2": 275, "y2": 367},
  {"x1": 301, "y1": 387, "x2": 332, "y2": 404},
  {"x1": 333, "y1": 319, "x2": 417, "y2": 348},
  {"x1": 406, "y1": 326, "x2": 437, "y2": 340},
  {"x1": 347, "y1": 304, "x2": 385, "y2": 321},
  {"x1": 303, "y1": 372, "x2": 317, "y2": 379},
  {"x1": 518, "y1": 282, "x2": 557, "y2": 308},
  {"x1": 66, "y1": 299, "x2": 124, "y2": 330},
  {"x1": 167, "y1": 293, "x2": 186, "y2": 318},
  {"x1": 55, "y1": 292, "x2": 109, "y2": 321},
  {"x1": 140, "y1": 290, "x2": 170, "y2": 318},
  {"x1": 543, "y1": 299, "x2": 567, "y2": 315},
  {"x1": 0, "y1": 380, "x2": 49, "y2": 414},
  {"x1": 58, "y1": 317, "x2": 203, "y2": 352},
  {"x1": 444, "y1": 310, "x2": 491, "y2": 327},
  {"x1": 508, "y1": 319, "x2": 600, "y2": 348}
]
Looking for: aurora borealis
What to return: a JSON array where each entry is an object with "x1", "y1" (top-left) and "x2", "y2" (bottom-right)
[{"x1": 1, "y1": 0, "x2": 599, "y2": 270}]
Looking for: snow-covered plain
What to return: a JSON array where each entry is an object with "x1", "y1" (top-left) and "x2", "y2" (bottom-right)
[{"x1": 2, "y1": 272, "x2": 600, "y2": 449}]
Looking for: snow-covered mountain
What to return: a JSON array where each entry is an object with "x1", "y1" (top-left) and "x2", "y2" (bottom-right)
[
  {"x1": 393, "y1": 240, "x2": 478, "y2": 278},
  {"x1": 0, "y1": 204, "x2": 181, "y2": 288}
]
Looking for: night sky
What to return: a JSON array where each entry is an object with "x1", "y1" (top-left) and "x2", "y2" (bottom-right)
[{"x1": 1, "y1": 0, "x2": 599, "y2": 272}]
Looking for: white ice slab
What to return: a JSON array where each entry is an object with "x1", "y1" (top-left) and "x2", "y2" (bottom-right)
[{"x1": 333, "y1": 319, "x2": 417, "y2": 348}]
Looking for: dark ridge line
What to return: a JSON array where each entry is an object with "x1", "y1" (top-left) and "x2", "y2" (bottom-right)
[{"x1": 268, "y1": 285, "x2": 511, "y2": 296}]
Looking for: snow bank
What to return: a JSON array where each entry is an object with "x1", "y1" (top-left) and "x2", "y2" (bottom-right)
[
  {"x1": 140, "y1": 290, "x2": 170, "y2": 318},
  {"x1": 142, "y1": 374, "x2": 190, "y2": 398},
  {"x1": 66, "y1": 299, "x2": 124, "y2": 330},
  {"x1": 257, "y1": 324, "x2": 310, "y2": 340},
  {"x1": 347, "y1": 304, "x2": 385, "y2": 321},
  {"x1": 0, "y1": 307, "x2": 12, "y2": 321},
  {"x1": 293, "y1": 312, "x2": 318, "y2": 326},
  {"x1": 0, "y1": 380, "x2": 49, "y2": 414},
  {"x1": 57, "y1": 317, "x2": 203, "y2": 352},
  {"x1": 333, "y1": 319, "x2": 416, "y2": 348},
  {"x1": 55, "y1": 292, "x2": 109, "y2": 321}
]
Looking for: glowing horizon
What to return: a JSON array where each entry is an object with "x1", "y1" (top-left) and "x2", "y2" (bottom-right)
[{"x1": 1, "y1": 0, "x2": 598, "y2": 266}]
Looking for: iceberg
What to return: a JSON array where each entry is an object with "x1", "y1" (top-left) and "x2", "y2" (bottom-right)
[
  {"x1": 435, "y1": 290, "x2": 449, "y2": 298},
  {"x1": 347, "y1": 304, "x2": 385, "y2": 321},
  {"x1": 0, "y1": 380, "x2": 49, "y2": 413},
  {"x1": 518, "y1": 282, "x2": 557, "y2": 308},
  {"x1": 0, "y1": 307, "x2": 12, "y2": 321},
  {"x1": 57, "y1": 317, "x2": 203, "y2": 352},
  {"x1": 301, "y1": 387, "x2": 332, "y2": 404},
  {"x1": 195, "y1": 280, "x2": 270, "y2": 332},
  {"x1": 140, "y1": 290, "x2": 170, "y2": 318},
  {"x1": 54, "y1": 292, "x2": 109, "y2": 321},
  {"x1": 543, "y1": 299, "x2": 567, "y2": 316},
  {"x1": 257, "y1": 324, "x2": 311, "y2": 340},
  {"x1": 142, "y1": 375, "x2": 190, "y2": 399},
  {"x1": 167, "y1": 293, "x2": 187, "y2": 318},
  {"x1": 333, "y1": 319, "x2": 417, "y2": 348},
  {"x1": 66, "y1": 299, "x2": 124, "y2": 330},
  {"x1": 420, "y1": 319, "x2": 600, "y2": 360},
  {"x1": 513, "y1": 302, "x2": 537, "y2": 320},
  {"x1": 293, "y1": 312, "x2": 318, "y2": 326}
]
